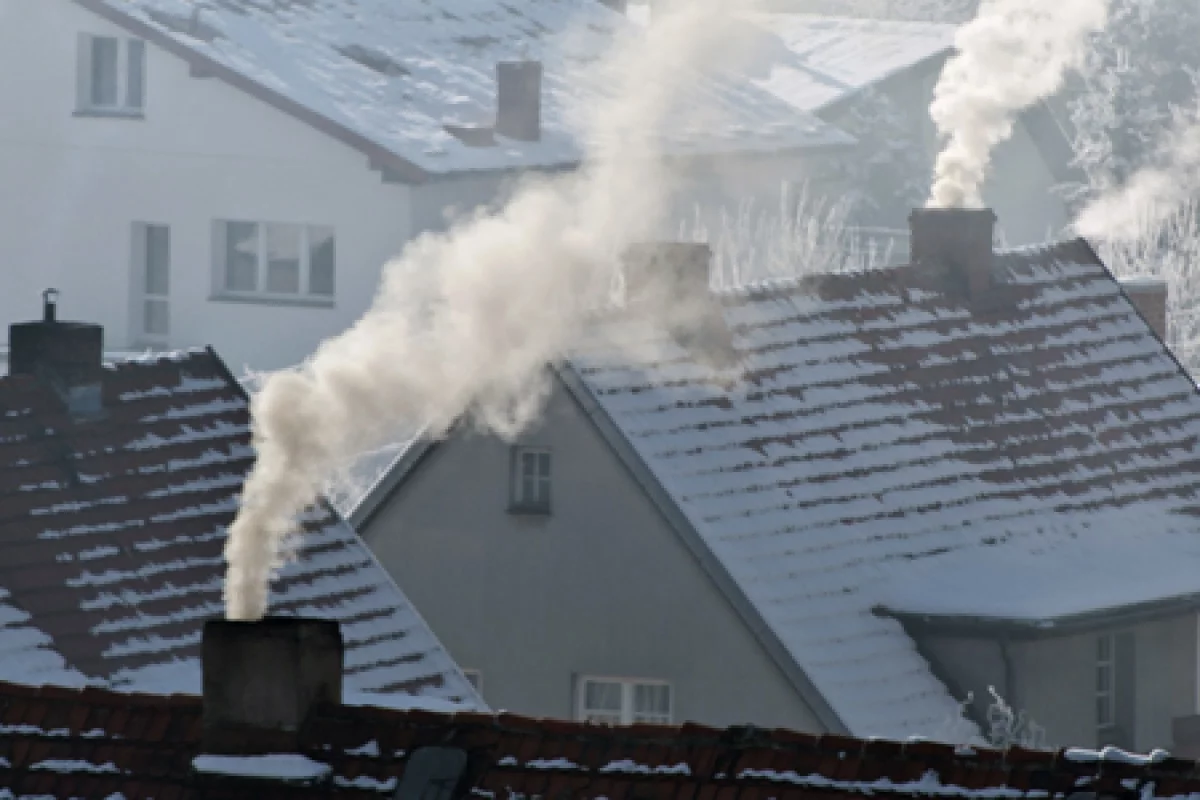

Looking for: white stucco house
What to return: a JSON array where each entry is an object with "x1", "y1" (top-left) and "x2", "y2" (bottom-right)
[{"x1": 0, "y1": 0, "x2": 853, "y2": 373}]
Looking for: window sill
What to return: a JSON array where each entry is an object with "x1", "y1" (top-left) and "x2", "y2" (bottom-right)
[
  {"x1": 507, "y1": 504, "x2": 551, "y2": 517},
  {"x1": 209, "y1": 293, "x2": 335, "y2": 309},
  {"x1": 74, "y1": 107, "x2": 145, "y2": 120}
]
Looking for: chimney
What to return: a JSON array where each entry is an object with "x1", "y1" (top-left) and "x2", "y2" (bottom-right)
[
  {"x1": 1120, "y1": 276, "x2": 1169, "y2": 341},
  {"x1": 621, "y1": 242, "x2": 739, "y2": 372},
  {"x1": 909, "y1": 208, "x2": 998, "y2": 300},
  {"x1": 9, "y1": 289, "x2": 104, "y2": 417},
  {"x1": 495, "y1": 61, "x2": 542, "y2": 142},
  {"x1": 202, "y1": 617, "x2": 343, "y2": 754}
]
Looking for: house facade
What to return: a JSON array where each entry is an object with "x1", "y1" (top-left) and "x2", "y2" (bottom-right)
[
  {"x1": 0, "y1": 0, "x2": 851, "y2": 374},
  {"x1": 353, "y1": 208, "x2": 1200, "y2": 750}
]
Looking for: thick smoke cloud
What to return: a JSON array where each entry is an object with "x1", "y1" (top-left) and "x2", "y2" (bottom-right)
[
  {"x1": 224, "y1": 0, "x2": 756, "y2": 620},
  {"x1": 928, "y1": 0, "x2": 1108, "y2": 208}
]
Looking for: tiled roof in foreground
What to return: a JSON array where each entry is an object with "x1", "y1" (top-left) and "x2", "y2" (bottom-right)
[
  {"x1": 0, "y1": 678, "x2": 1194, "y2": 799},
  {"x1": 569, "y1": 238, "x2": 1200, "y2": 739},
  {"x1": 0, "y1": 349, "x2": 479, "y2": 706}
]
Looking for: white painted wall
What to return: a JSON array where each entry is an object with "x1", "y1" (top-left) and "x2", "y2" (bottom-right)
[{"x1": 0, "y1": 0, "x2": 413, "y2": 372}]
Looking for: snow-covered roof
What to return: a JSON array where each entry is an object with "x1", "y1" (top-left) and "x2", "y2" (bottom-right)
[
  {"x1": 80, "y1": 0, "x2": 851, "y2": 177},
  {"x1": 625, "y1": 10, "x2": 956, "y2": 114},
  {"x1": 565, "y1": 238, "x2": 1200, "y2": 739},
  {"x1": 0, "y1": 348, "x2": 481, "y2": 707},
  {"x1": 743, "y1": 14, "x2": 956, "y2": 113}
]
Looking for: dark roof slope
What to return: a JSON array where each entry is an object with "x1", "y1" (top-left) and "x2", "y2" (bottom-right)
[
  {"x1": 0, "y1": 349, "x2": 478, "y2": 706},
  {"x1": 562, "y1": 238, "x2": 1200, "y2": 737},
  {"x1": 0, "y1": 678, "x2": 1195, "y2": 799}
]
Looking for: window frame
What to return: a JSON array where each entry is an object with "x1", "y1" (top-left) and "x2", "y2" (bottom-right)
[
  {"x1": 77, "y1": 33, "x2": 146, "y2": 116},
  {"x1": 212, "y1": 219, "x2": 336, "y2": 305},
  {"x1": 1096, "y1": 633, "x2": 1116, "y2": 732},
  {"x1": 509, "y1": 446, "x2": 552, "y2": 514},
  {"x1": 575, "y1": 676, "x2": 672, "y2": 726}
]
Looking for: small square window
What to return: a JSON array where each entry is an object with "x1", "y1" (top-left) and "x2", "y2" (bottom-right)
[
  {"x1": 510, "y1": 447, "x2": 551, "y2": 513},
  {"x1": 78, "y1": 34, "x2": 145, "y2": 114}
]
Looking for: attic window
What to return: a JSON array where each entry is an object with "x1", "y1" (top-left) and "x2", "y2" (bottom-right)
[
  {"x1": 337, "y1": 44, "x2": 408, "y2": 77},
  {"x1": 509, "y1": 447, "x2": 550, "y2": 514},
  {"x1": 76, "y1": 34, "x2": 145, "y2": 117}
]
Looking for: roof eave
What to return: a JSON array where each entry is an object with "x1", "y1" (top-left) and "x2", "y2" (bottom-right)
[
  {"x1": 73, "y1": 0, "x2": 430, "y2": 185},
  {"x1": 877, "y1": 591, "x2": 1200, "y2": 641}
]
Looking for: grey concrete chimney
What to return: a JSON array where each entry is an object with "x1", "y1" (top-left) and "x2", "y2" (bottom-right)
[
  {"x1": 1120, "y1": 276, "x2": 1169, "y2": 341},
  {"x1": 909, "y1": 208, "x2": 997, "y2": 300},
  {"x1": 495, "y1": 61, "x2": 542, "y2": 142},
  {"x1": 202, "y1": 617, "x2": 343, "y2": 753},
  {"x1": 9, "y1": 289, "x2": 104, "y2": 418}
]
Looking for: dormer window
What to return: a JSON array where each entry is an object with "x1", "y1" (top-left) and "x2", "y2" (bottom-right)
[{"x1": 77, "y1": 34, "x2": 145, "y2": 117}]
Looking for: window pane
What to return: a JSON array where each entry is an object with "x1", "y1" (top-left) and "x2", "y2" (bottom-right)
[
  {"x1": 126, "y1": 39, "x2": 145, "y2": 109},
  {"x1": 308, "y1": 226, "x2": 335, "y2": 296},
  {"x1": 1097, "y1": 666, "x2": 1110, "y2": 693},
  {"x1": 265, "y1": 223, "x2": 301, "y2": 293},
  {"x1": 634, "y1": 684, "x2": 670, "y2": 715},
  {"x1": 143, "y1": 299, "x2": 169, "y2": 337},
  {"x1": 537, "y1": 452, "x2": 551, "y2": 479},
  {"x1": 144, "y1": 225, "x2": 169, "y2": 296},
  {"x1": 90, "y1": 37, "x2": 119, "y2": 107},
  {"x1": 224, "y1": 221, "x2": 259, "y2": 292},
  {"x1": 584, "y1": 681, "x2": 622, "y2": 712}
]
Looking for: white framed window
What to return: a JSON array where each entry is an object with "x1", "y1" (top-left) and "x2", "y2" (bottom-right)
[
  {"x1": 213, "y1": 220, "x2": 336, "y2": 302},
  {"x1": 131, "y1": 222, "x2": 170, "y2": 343},
  {"x1": 1097, "y1": 634, "x2": 1116, "y2": 731},
  {"x1": 77, "y1": 34, "x2": 145, "y2": 114},
  {"x1": 576, "y1": 677, "x2": 672, "y2": 726},
  {"x1": 510, "y1": 447, "x2": 551, "y2": 513}
]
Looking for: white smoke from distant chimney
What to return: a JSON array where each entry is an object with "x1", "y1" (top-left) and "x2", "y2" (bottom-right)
[
  {"x1": 223, "y1": 0, "x2": 756, "y2": 620},
  {"x1": 1074, "y1": 101, "x2": 1200, "y2": 240},
  {"x1": 927, "y1": 0, "x2": 1108, "y2": 209}
]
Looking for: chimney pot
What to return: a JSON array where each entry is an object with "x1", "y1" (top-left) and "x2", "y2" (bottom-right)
[
  {"x1": 1120, "y1": 276, "x2": 1169, "y2": 342},
  {"x1": 202, "y1": 617, "x2": 343, "y2": 754},
  {"x1": 495, "y1": 61, "x2": 542, "y2": 142},
  {"x1": 909, "y1": 208, "x2": 997, "y2": 299},
  {"x1": 43, "y1": 288, "x2": 59, "y2": 323}
]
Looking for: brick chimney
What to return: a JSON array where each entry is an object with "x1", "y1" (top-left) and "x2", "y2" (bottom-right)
[
  {"x1": 202, "y1": 617, "x2": 343, "y2": 754},
  {"x1": 909, "y1": 208, "x2": 998, "y2": 300},
  {"x1": 1120, "y1": 276, "x2": 1169, "y2": 341},
  {"x1": 622, "y1": 242, "x2": 738, "y2": 371},
  {"x1": 9, "y1": 289, "x2": 104, "y2": 418},
  {"x1": 495, "y1": 61, "x2": 542, "y2": 142}
]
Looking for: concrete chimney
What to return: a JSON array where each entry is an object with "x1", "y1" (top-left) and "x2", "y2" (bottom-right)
[
  {"x1": 202, "y1": 617, "x2": 343, "y2": 754},
  {"x1": 9, "y1": 289, "x2": 105, "y2": 418},
  {"x1": 909, "y1": 208, "x2": 997, "y2": 300},
  {"x1": 495, "y1": 61, "x2": 542, "y2": 142},
  {"x1": 1120, "y1": 276, "x2": 1169, "y2": 341}
]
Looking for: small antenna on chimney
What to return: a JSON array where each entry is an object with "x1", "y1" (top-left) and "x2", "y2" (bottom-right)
[{"x1": 42, "y1": 288, "x2": 60, "y2": 323}]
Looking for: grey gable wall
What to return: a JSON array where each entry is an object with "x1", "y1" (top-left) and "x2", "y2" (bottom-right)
[
  {"x1": 920, "y1": 614, "x2": 1196, "y2": 752},
  {"x1": 362, "y1": 378, "x2": 823, "y2": 730}
]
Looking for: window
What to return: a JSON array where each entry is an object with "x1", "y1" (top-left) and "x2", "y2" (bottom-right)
[
  {"x1": 131, "y1": 222, "x2": 170, "y2": 342},
  {"x1": 1096, "y1": 634, "x2": 1116, "y2": 731},
  {"x1": 510, "y1": 447, "x2": 551, "y2": 513},
  {"x1": 576, "y1": 677, "x2": 672, "y2": 725},
  {"x1": 213, "y1": 220, "x2": 336, "y2": 302},
  {"x1": 77, "y1": 34, "x2": 145, "y2": 114}
]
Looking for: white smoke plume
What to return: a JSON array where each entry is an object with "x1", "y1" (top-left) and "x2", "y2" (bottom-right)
[
  {"x1": 927, "y1": 0, "x2": 1108, "y2": 208},
  {"x1": 1074, "y1": 99, "x2": 1200, "y2": 240},
  {"x1": 224, "y1": 0, "x2": 758, "y2": 620}
]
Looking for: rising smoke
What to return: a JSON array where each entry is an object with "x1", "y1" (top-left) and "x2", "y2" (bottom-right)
[
  {"x1": 224, "y1": 0, "x2": 758, "y2": 620},
  {"x1": 1074, "y1": 99, "x2": 1200, "y2": 240},
  {"x1": 927, "y1": 0, "x2": 1108, "y2": 209}
]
